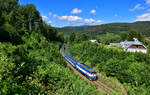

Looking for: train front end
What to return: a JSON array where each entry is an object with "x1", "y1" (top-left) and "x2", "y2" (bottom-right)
[{"x1": 89, "y1": 71, "x2": 97, "y2": 80}]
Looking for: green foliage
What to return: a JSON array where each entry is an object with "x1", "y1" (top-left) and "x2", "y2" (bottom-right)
[
  {"x1": 69, "y1": 32, "x2": 76, "y2": 43},
  {"x1": 0, "y1": 0, "x2": 62, "y2": 44},
  {"x1": 127, "y1": 29, "x2": 144, "y2": 41},
  {"x1": 124, "y1": 83, "x2": 149, "y2": 95},
  {"x1": 56, "y1": 32, "x2": 64, "y2": 43},
  {"x1": 66, "y1": 42, "x2": 150, "y2": 94},
  {"x1": 120, "y1": 32, "x2": 128, "y2": 41},
  {"x1": 0, "y1": 10, "x2": 4, "y2": 26},
  {"x1": 65, "y1": 28, "x2": 146, "y2": 45},
  {"x1": 97, "y1": 33, "x2": 121, "y2": 44},
  {"x1": 0, "y1": 33, "x2": 98, "y2": 94},
  {"x1": 10, "y1": 4, "x2": 42, "y2": 33},
  {"x1": 0, "y1": 23, "x2": 22, "y2": 44},
  {"x1": 41, "y1": 23, "x2": 59, "y2": 41},
  {"x1": 0, "y1": 0, "x2": 18, "y2": 13},
  {"x1": 0, "y1": 1, "x2": 98, "y2": 94},
  {"x1": 68, "y1": 32, "x2": 94, "y2": 43}
]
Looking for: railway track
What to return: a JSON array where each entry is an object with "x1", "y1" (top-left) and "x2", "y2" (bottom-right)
[
  {"x1": 94, "y1": 80, "x2": 112, "y2": 95},
  {"x1": 64, "y1": 58, "x2": 113, "y2": 95}
]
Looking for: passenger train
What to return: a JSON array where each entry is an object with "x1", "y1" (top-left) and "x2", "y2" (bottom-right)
[{"x1": 61, "y1": 44, "x2": 97, "y2": 80}]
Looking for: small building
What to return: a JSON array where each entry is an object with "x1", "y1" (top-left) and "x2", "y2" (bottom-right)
[
  {"x1": 108, "y1": 43, "x2": 120, "y2": 47},
  {"x1": 120, "y1": 38, "x2": 147, "y2": 53},
  {"x1": 146, "y1": 37, "x2": 150, "y2": 40},
  {"x1": 81, "y1": 41, "x2": 86, "y2": 43},
  {"x1": 90, "y1": 40, "x2": 97, "y2": 43}
]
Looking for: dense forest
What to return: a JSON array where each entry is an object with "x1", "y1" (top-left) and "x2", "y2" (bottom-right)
[
  {"x1": 0, "y1": 0, "x2": 101, "y2": 94},
  {"x1": 57, "y1": 21, "x2": 150, "y2": 37},
  {"x1": 65, "y1": 29, "x2": 150, "y2": 46},
  {"x1": 60, "y1": 21, "x2": 150, "y2": 46},
  {"x1": 66, "y1": 42, "x2": 150, "y2": 95}
]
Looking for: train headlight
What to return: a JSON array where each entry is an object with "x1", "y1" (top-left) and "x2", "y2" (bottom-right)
[{"x1": 93, "y1": 74, "x2": 97, "y2": 77}]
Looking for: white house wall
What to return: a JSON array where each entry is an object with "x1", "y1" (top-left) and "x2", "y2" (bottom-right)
[{"x1": 127, "y1": 48, "x2": 147, "y2": 53}]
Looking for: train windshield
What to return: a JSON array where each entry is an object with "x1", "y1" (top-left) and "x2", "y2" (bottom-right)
[{"x1": 91, "y1": 71, "x2": 97, "y2": 74}]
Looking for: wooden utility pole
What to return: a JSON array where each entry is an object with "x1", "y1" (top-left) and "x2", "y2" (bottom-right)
[
  {"x1": 28, "y1": 10, "x2": 32, "y2": 32},
  {"x1": 4, "y1": 0, "x2": 6, "y2": 8}
]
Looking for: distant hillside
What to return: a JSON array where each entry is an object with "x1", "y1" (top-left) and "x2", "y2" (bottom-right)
[{"x1": 57, "y1": 21, "x2": 150, "y2": 36}]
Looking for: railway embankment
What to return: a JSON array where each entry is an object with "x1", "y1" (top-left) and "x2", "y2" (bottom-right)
[{"x1": 61, "y1": 47, "x2": 127, "y2": 95}]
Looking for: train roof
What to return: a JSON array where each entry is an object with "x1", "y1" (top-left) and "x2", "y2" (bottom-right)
[
  {"x1": 62, "y1": 46, "x2": 96, "y2": 74},
  {"x1": 79, "y1": 63, "x2": 96, "y2": 73},
  {"x1": 65, "y1": 53, "x2": 77, "y2": 63}
]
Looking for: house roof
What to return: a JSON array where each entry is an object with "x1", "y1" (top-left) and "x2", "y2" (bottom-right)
[
  {"x1": 120, "y1": 39, "x2": 147, "y2": 50},
  {"x1": 81, "y1": 41, "x2": 86, "y2": 43}
]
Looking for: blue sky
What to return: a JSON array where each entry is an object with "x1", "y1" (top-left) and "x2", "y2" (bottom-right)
[{"x1": 19, "y1": 0, "x2": 150, "y2": 27}]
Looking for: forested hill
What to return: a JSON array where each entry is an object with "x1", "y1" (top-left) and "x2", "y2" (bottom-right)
[{"x1": 57, "y1": 21, "x2": 150, "y2": 36}]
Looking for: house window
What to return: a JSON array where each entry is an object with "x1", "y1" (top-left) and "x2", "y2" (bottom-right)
[
  {"x1": 138, "y1": 45, "x2": 145, "y2": 49},
  {"x1": 130, "y1": 45, "x2": 137, "y2": 48}
]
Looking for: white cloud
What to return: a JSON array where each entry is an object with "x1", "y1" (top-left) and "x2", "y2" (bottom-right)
[
  {"x1": 84, "y1": 18, "x2": 102, "y2": 25},
  {"x1": 49, "y1": 12, "x2": 58, "y2": 18},
  {"x1": 71, "y1": 8, "x2": 82, "y2": 14},
  {"x1": 59, "y1": 15, "x2": 83, "y2": 22},
  {"x1": 49, "y1": 12, "x2": 52, "y2": 16},
  {"x1": 90, "y1": 9, "x2": 96, "y2": 14},
  {"x1": 135, "y1": 13, "x2": 150, "y2": 21},
  {"x1": 58, "y1": 15, "x2": 102, "y2": 25},
  {"x1": 115, "y1": 14, "x2": 118, "y2": 17},
  {"x1": 114, "y1": 14, "x2": 123, "y2": 18},
  {"x1": 129, "y1": 4, "x2": 145, "y2": 11},
  {"x1": 84, "y1": 18, "x2": 95, "y2": 24},
  {"x1": 48, "y1": 12, "x2": 102, "y2": 25},
  {"x1": 147, "y1": 9, "x2": 150, "y2": 11},
  {"x1": 59, "y1": 16, "x2": 67, "y2": 20},
  {"x1": 42, "y1": 16, "x2": 48, "y2": 21},
  {"x1": 53, "y1": 14, "x2": 57, "y2": 18},
  {"x1": 96, "y1": 20, "x2": 102, "y2": 24},
  {"x1": 48, "y1": 21, "x2": 52, "y2": 24},
  {"x1": 146, "y1": 0, "x2": 150, "y2": 5}
]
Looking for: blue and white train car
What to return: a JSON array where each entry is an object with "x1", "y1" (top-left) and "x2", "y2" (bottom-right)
[
  {"x1": 76, "y1": 63, "x2": 97, "y2": 80},
  {"x1": 63, "y1": 53, "x2": 77, "y2": 67},
  {"x1": 61, "y1": 45, "x2": 97, "y2": 80}
]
